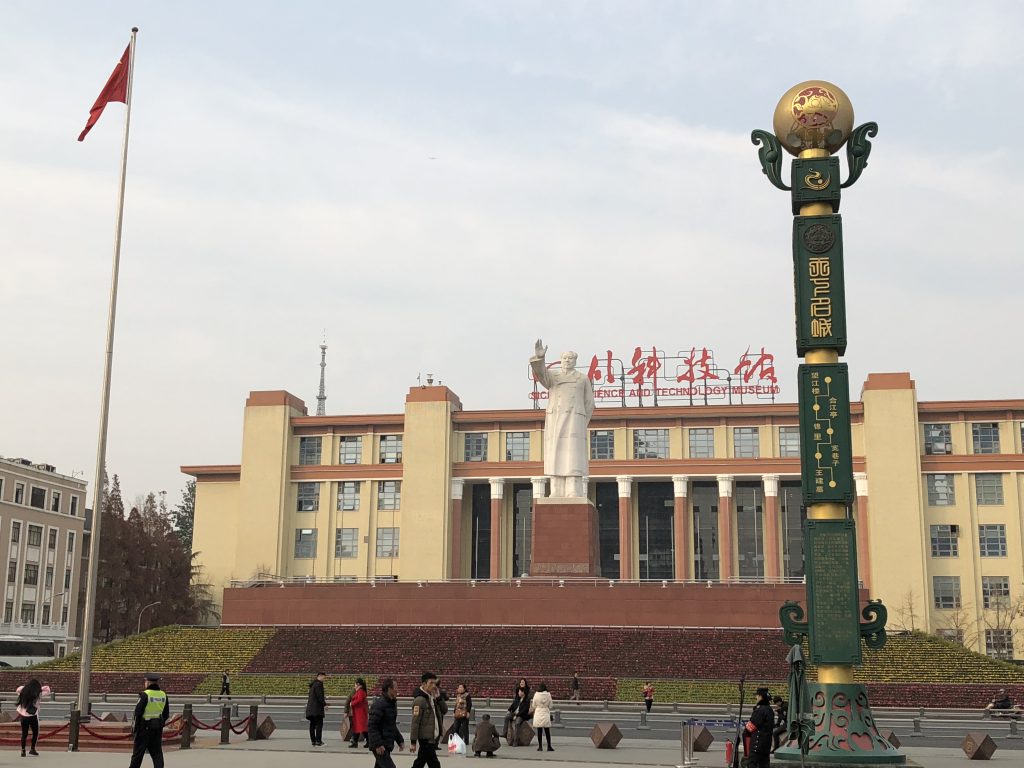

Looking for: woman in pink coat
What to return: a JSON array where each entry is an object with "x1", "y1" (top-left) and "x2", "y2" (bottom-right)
[{"x1": 16, "y1": 678, "x2": 52, "y2": 756}]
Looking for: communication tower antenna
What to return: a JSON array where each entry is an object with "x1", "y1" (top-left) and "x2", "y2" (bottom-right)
[{"x1": 316, "y1": 332, "x2": 328, "y2": 416}]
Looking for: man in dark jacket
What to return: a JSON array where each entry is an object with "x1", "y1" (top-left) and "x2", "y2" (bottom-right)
[
  {"x1": 771, "y1": 695, "x2": 788, "y2": 752},
  {"x1": 368, "y1": 678, "x2": 405, "y2": 768},
  {"x1": 305, "y1": 672, "x2": 327, "y2": 746},
  {"x1": 410, "y1": 671, "x2": 447, "y2": 768},
  {"x1": 472, "y1": 713, "x2": 501, "y2": 758},
  {"x1": 746, "y1": 687, "x2": 775, "y2": 768},
  {"x1": 128, "y1": 673, "x2": 169, "y2": 768}
]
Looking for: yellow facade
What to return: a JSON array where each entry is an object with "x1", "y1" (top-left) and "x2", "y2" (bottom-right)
[{"x1": 186, "y1": 375, "x2": 1024, "y2": 660}]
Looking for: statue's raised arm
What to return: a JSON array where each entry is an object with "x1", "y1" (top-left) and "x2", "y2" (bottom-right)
[{"x1": 534, "y1": 339, "x2": 547, "y2": 360}]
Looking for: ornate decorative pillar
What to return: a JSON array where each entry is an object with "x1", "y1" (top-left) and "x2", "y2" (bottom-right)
[
  {"x1": 489, "y1": 478, "x2": 504, "y2": 580},
  {"x1": 717, "y1": 474, "x2": 734, "y2": 581},
  {"x1": 671, "y1": 475, "x2": 689, "y2": 581},
  {"x1": 616, "y1": 476, "x2": 633, "y2": 580},
  {"x1": 450, "y1": 479, "x2": 464, "y2": 579},
  {"x1": 854, "y1": 472, "x2": 871, "y2": 588},
  {"x1": 762, "y1": 474, "x2": 781, "y2": 582}
]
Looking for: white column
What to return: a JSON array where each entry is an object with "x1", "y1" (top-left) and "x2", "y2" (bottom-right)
[
  {"x1": 762, "y1": 474, "x2": 779, "y2": 498},
  {"x1": 530, "y1": 477, "x2": 547, "y2": 499},
  {"x1": 854, "y1": 472, "x2": 868, "y2": 497},
  {"x1": 716, "y1": 474, "x2": 734, "y2": 497},
  {"x1": 451, "y1": 478, "x2": 464, "y2": 501},
  {"x1": 488, "y1": 478, "x2": 504, "y2": 580},
  {"x1": 672, "y1": 475, "x2": 689, "y2": 498},
  {"x1": 616, "y1": 476, "x2": 633, "y2": 498},
  {"x1": 716, "y1": 475, "x2": 734, "y2": 580},
  {"x1": 615, "y1": 476, "x2": 633, "y2": 580}
]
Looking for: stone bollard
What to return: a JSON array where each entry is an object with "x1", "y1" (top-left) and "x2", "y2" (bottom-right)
[
  {"x1": 181, "y1": 704, "x2": 193, "y2": 750},
  {"x1": 603, "y1": 700, "x2": 609, "y2": 710},
  {"x1": 247, "y1": 705, "x2": 259, "y2": 740},
  {"x1": 220, "y1": 705, "x2": 231, "y2": 744},
  {"x1": 638, "y1": 710, "x2": 650, "y2": 730},
  {"x1": 911, "y1": 718, "x2": 923, "y2": 737},
  {"x1": 486, "y1": 697, "x2": 491, "y2": 708},
  {"x1": 552, "y1": 710, "x2": 563, "y2": 729},
  {"x1": 68, "y1": 709, "x2": 81, "y2": 752},
  {"x1": 1008, "y1": 720, "x2": 1020, "y2": 739},
  {"x1": 232, "y1": 703, "x2": 240, "y2": 718}
]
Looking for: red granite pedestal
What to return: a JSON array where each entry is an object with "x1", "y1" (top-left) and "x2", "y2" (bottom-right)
[{"x1": 529, "y1": 497, "x2": 601, "y2": 577}]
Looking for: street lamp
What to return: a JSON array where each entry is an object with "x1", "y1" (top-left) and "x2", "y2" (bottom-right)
[{"x1": 137, "y1": 601, "x2": 161, "y2": 635}]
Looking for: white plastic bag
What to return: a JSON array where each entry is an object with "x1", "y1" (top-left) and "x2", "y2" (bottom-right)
[{"x1": 448, "y1": 733, "x2": 467, "y2": 756}]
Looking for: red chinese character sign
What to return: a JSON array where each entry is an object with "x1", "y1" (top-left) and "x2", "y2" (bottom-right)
[{"x1": 529, "y1": 345, "x2": 781, "y2": 407}]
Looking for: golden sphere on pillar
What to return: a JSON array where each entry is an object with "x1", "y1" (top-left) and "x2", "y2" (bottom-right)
[{"x1": 773, "y1": 80, "x2": 854, "y2": 156}]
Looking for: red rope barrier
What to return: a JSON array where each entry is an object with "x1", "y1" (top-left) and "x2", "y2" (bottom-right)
[
  {"x1": 189, "y1": 715, "x2": 223, "y2": 730},
  {"x1": 229, "y1": 716, "x2": 252, "y2": 735},
  {"x1": 79, "y1": 725, "x2": 135, "y2": 741},
  {"x1": 0, "y1": 722, "x2": 70, "y2": 745}
]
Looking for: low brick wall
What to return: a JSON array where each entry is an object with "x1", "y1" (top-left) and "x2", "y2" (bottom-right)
[{"x1": 0, "y1": 671, "x2": 207, "y2": 696}]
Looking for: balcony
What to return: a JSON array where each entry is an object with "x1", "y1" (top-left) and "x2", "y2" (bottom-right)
[{"x1": 0, "y1": 621, "x2": 70, "y2": 641}]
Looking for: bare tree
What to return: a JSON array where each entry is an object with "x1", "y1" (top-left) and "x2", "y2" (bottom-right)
[{"x1": 891, "y1": 588, "x2": 922, "y2": 632}]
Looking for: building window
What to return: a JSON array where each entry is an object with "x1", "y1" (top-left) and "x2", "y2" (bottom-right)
[
  {"x1": 972, "y1": 422, "x2": 1000, "y2": 454},
  {"x1": 923, "y1": 423, "x2": 952, "y2": 455},
  {"x1": 24, "y1": 563, "x2": 39, "y2": 586},
  {"x1": 377, "y1": 481, "x2": 401, "y2": 510},
  {"x1": 3, "y1": 602, "x2": 12, "y2": 623},
  {"x1": 64, "y1": 569, "x2": 72, "y2": 590},
  {"x1": 638, "y1": 482, "x2": 674, "y2": 580},
  {"x1": 512, "y1": 483, "x2": 533, "y2": 577},
  {"x1": 337, "y1": 482, "x2": 360, "y2": 511},
  {"x1": 41, "y1": 604, "x2": 51, "y2": 625},
  {"x1": 61, "y1": 605, "x2": 68, "y2": 625},
  {"x1": 20, "y1": 604, "x2": 35, "y2": 624},
  {"x1": 7, "y1": 561, "x2": 16, "y2": 583},
  {"x1": 691, "y1": 482, "x2": 719, "y2": 581},
  {"x1": 929, "y1": 524, "x2": 959, "y2": 557},
  {"x1": 590, "y1": 430, "x2": 615, "y2": 460},
  {"x1": 70, "y1": 496, "x2": 79, "y2": 516},
  {"x1": 339, "y1": 436, "x2": 363, "y2": 464},
  {"x1": 634, "y1": 429, "x2": 669, "y2": 459},
  {"x1": 11, "y1": 522, "x2": 20, "y2": 543},
  {"x1": 781, "y1": 483, "x2": 806, "y2": 579},
  {"x1": 50, "y1": 491, "x2": 61, "y2": 513},
  {"x1": 48, "y1": 529, "x2": 57, "y2": 549},
  {"x1": 464, "y1": 433, "x2": 488, "y2": 462},
  {"x1": 937, "y1": 628, "x2": 964, "y2": 645},
  {"x1": 733, "y1": 427, "x2": 760, "y2": 458},
  {"x1": 985, "y1": 629, "x2": 1014, "y2": 660},
  {"x1": 379, "y1": 435, "x2": 403, "y2": 464},
  {"x1": 14, "y1": 483, "x2": 25, "y2": 504},
  {"x1": 736, "y1": 484, "x2": 764, "y2": 579},
  {"x1": 29, "y1": 487, "x2": 46, "y2": 510},
  {"x1": 45, "y1": 566, "x2": 53, "y2": 588},
  {"x1": 376, "y1": 527, "x2": 399, "y2": 558},
  {"x1": 689, "y1": 428, "x2": 715, "y2": 459},
  {"x1": 296, "y1": 482, "x2": 320, "y2": 512},
  {"x1": 298, "y1": 436, "x2": 322, "y2": 465},
  {"x1": 926, "y1": 474, "x2": 955, "y2": 506},
  {"x1": 982, "y1": 576, "x2": 1010, "y2": 609},
  {"x1": 779, "y1": 427, "x2": 800, "y2": 458},
  {"x1": 27, "y1": 525, "x2": 42, "y2": 547},
  {"x1": 932, "y1": 575, "x2": 961, "y2": 609},
  {"x1": 979, "y1": 524, "x2": 1007, "y2": 557},
  {"x1": 66, "y1": 532, "x2": 75, "y2": 554},
  {"x1": 294, "y1": 528, "x2": 317, "y2": 559},
  {"x1": 335, "y1": 528, "x2": 358, "y2": 558},
  {"x1": 505, "y1": 432, "x2": 529, "y2": 462},
  {"x1": 975, "y1": 474, "x2": 1004, "y2": 505}
]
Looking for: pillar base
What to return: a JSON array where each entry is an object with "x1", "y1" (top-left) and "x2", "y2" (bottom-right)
[
  {"x1": 774, "y1": 683, "x2": 905, "y2": 765},
  {"x1": 529, "y1": 498, "x2": 600, "y2": 577}
]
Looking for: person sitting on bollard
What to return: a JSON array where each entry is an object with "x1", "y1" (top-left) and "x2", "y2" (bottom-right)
[
  {"x1": 504, "y1": 678, "x2": 531, "y2": 746},
  {"x1": 472, "y1": 714, "x2": 501, "y2": 758},
  {"x1": 771, "y1": 696, "x2": 788, "y2": 752}
]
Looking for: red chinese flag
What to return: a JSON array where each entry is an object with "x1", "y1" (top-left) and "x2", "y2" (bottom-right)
[{"x1": 78, "y1": 44, "x2": 130, "y2": 141}]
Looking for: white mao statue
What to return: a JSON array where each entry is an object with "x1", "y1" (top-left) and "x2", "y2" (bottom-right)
[{"x1": 530, "y1": 339, "x2": 595, "y2": 498}]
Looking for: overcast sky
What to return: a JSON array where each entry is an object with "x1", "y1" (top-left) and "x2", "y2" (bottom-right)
[{"x1": 2, "y1": 1, "x2": 1022, "y2": 504}]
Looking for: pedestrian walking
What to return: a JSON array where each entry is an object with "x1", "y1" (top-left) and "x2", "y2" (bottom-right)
[
  {"x1": 504, "y1": 678, "x2": 531, "y2": 746},
  {"x1": 410, "y1": 671, "x2": 447, "y2": 768},
  {"x1": 218, "y1": 670, "x2": 231, "y2": 699},
  {"x1": 642, "y1": 682, "x2": 655, "y2": 713},
  {"x1": 368, "y1": 678, "x2": 405, "y2": 768},
  {"x1": 471, "y1": 714, "x2": 500, "y2": 758},
  {"x1": 15, "y1": 678, "x2": 51, "y2": 757},
  {"x1": 349, "y1": 678, "x2": 369, "y2": 749},
  {"x1": 745, "y1": 687, "x2": 775, "y2": 768},
  {"x1": 305, "y1": 672, "x2": 327, "y2": 747},
  {"x1": 450, "y1": 683, "x2": 472, "y2": 745},
  {"x1": 128, "y1": 673, "x2": 169, "y2": 768},
  {"x1": 530, "y1": 682, "x2": 554, "y2": 752},
  {"x1": 569, "y1": 672, "x2": 581, "y2": 703}
]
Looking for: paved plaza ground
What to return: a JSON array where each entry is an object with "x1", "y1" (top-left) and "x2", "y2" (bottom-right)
[{"x1": 7, "y1": 729, "x2": 1021, "y2": 767}]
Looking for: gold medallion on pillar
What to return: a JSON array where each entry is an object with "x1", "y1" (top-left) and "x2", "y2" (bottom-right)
[{"x1": 773, "y1": 80, "x2": 854, "y2": 156}]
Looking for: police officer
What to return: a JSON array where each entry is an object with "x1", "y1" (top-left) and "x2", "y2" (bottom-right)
[
  {"x1": 129, "y1": 672, "x2": 170, "y2": 768},
  {"x1": 745, "y1": 687, "x2": 775, "y2": 768}
]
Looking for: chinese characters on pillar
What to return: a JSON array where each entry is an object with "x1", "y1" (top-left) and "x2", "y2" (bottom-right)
[
  {"x1": 797, "y1": 363, "x2": 854, "y2": 502},
  {"x1": 530, "y1": 345, "x2": 781, "y2": 407},
  {"x1": 794, "y1": 214, "x2": 847, "y2": 355}
]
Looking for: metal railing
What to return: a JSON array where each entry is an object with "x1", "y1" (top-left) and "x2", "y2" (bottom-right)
[{"x1": 229, "y1": 575, "x2": 809, "y2": 588}]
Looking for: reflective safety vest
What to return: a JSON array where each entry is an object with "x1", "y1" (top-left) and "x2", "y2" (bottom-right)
[{"x1": 143, "y1": 689, "x2": 167, "y2": 720}]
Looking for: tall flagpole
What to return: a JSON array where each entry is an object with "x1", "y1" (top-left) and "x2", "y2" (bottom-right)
[{"x1": 77, "y1": 26, "x2": 138, "y2": 725}]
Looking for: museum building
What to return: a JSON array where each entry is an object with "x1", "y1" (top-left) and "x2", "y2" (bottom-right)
[{"x1": 186, "y1": 372, "x2": 1024, "y2": 659}]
